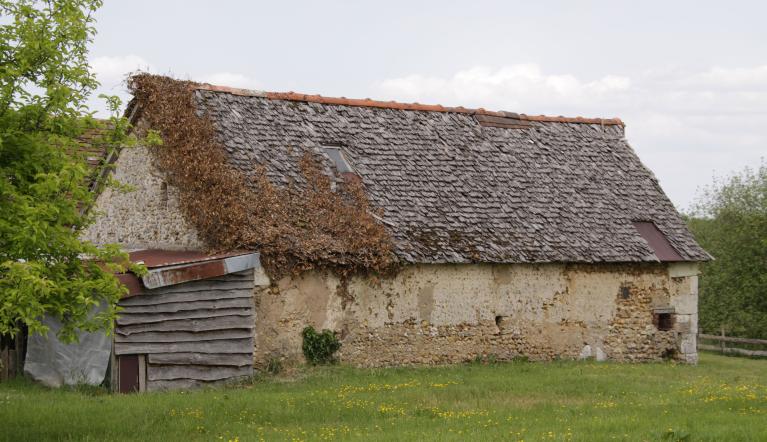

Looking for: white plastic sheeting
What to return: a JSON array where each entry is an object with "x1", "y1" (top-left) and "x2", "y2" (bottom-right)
[{"x1": 23, "y1": 313, "x2": 111, "y2": 388}]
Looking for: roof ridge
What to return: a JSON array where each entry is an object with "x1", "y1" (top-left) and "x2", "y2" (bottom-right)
[{"x1": 192, "y1": 83, "x2": 624, "y2": 126}]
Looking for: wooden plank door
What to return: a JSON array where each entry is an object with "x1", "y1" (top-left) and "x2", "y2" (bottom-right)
[{"x1": 118, "y1": 355, "x2": 139, "y2": 393}]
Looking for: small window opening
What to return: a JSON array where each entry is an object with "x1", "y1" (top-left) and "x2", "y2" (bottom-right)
[
  {"x1": 655, "y1": 313, "x2": 674, "y2": 331},
  {"x1": 322, "y1": 145, "x2": 354, "y2": 173},
  {"x1": 620, "y1": 286, "x2": 631, "y2": 300},
  {"x1": 494, "y1": 315, "x2": 506, "y2": 335}
]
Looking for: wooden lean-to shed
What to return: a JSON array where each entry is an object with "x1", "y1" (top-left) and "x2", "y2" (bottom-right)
[{"x1": 112, "y1": 250, "x2": 260, "y2": 392}]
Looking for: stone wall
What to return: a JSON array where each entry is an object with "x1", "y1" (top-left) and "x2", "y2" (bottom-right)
[
  {"x1": 253, "y1": 262, "x2": 699, "y2": 367},
  {"x1": 81, "y1": 145, "x2": 203, "y2": 250}
]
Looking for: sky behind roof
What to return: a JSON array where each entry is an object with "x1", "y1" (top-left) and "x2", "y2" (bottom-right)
[{"x1": 88, "y1": 0, "x2": 767, "y2": 210}]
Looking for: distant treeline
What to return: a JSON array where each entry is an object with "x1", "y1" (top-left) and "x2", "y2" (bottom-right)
[{"x1": 685, "y1": 162, "x2": 766, "y2": 339}]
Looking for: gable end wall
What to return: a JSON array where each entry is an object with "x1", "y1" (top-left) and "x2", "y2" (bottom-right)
[{"x1": 82, "y1": 145, "x2": 203, "y2": 250}]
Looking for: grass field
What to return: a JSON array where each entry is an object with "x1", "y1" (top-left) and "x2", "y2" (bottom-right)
[{"x1": 1, "y1": 353, "x2": 765, "y2": 441}]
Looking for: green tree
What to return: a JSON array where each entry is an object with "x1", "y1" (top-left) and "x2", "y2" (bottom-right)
[
  {"x1": 687, "y1": 162, "x2": 767, "y2": 339},
  {"x1": 0, "y1": 0, "x2": 140, "y2": 342}
]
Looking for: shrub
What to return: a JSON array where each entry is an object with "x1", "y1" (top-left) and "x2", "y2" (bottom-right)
[{"x1": 301, "y1": 326, "x2": 341, "y2": 365}]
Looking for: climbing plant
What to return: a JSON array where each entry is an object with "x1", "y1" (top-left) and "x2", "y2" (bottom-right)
[{"x1": 128, "y1": 74, "x2": 397, "y2": 281}]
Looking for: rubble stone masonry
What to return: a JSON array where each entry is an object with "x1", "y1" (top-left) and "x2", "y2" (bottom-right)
[
  {"x1": 253, "y1": 262, "x2": 699, "y2": 367},
  {"x1": 82, "y1": 146, "x2": 203, "y2": 251}
]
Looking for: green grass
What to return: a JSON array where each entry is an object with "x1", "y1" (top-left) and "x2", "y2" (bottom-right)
[{"x1": 1, "y1": 353, "x2": 765, "y2": 441}]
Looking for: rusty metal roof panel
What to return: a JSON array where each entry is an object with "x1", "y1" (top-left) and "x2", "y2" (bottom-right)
[
  {"x1": 632, "y1": 222, "x2": 684, "y2": 262},
  {"x1": 127, "y1": 249, "x2": 253, "y2": 269},
  {"x1": 119, "y1": 252, "x2": 261, "y2": 294}
]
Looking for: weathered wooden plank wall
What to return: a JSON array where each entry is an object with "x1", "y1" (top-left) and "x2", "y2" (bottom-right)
[{"x1": 115, "y1": 270, "x2": 254, "y2": 391}]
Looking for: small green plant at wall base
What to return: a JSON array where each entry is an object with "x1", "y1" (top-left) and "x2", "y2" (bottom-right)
[{"x1": 302, "y1": 326, "x2": 341, "y2": 365}]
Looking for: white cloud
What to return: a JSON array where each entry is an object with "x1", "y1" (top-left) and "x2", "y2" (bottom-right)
[
  {"x1": 379, "y1": 64, "x2": 631, "y2": 113},
  {"x1": 199, "y1": 72, "x2": 261, "y2": 90},
  {"x1": 90, "y1": 54, "x2": 153, "y2": 90},
  {"x1": 687, "y1": 65, "x2": 767, "y2": 89},
  {"x1": 86, "y1": 57, "x2": 262, "y2": 115},
  {"x1": 378, "y1": 64, "x2": 767, "y2": 209},
  {"x1": 86, "y1": 55, "x2": 153, "y2": 116}
]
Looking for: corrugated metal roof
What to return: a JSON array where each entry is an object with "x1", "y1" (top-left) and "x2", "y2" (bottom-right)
[{"x1": 127, "y1": 249, "x2": 252, "y2": 269}]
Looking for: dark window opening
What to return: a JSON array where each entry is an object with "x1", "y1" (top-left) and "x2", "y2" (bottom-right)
[
  {"x1": 620, "y1": 286, "x2": 631, "y2": 299},
  {"x1": 494, "y1": 315, "x2": 506, "y2": 335},
  {"x1": 655, "y1": 313, "x2": 674, "y2": 331},
  {"x1": 322, "y1": 145, "x2": 354, "y2": 174}
]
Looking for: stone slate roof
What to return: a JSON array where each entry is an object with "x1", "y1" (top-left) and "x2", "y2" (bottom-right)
[
  {"x1": 67, "y1": 121, "x2": 114, "y2": 192},
  {"x1": 188, "y1": 86, "x2": 709, "y2": 264}
]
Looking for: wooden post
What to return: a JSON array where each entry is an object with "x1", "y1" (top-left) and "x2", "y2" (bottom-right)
[
  {"x1": 138, "y1": 354, "x2": 147, "y2": 393},
  {"x1": 110, "y1": 336, "x2": 118, "y2": 392},
  {"x1": 0, "y1": 346, "x2": 8, "y2": 381},
  {"x1": 720, "y1": 325, "x2": 726, "y2": 354},
  {"x1": 14, "y1": 328, "x2": 25, "y2": 378}
]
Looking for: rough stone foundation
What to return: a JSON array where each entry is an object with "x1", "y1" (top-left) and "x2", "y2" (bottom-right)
[{"x1": 254, "y1": 262, "x2": 698, "y2": 367}]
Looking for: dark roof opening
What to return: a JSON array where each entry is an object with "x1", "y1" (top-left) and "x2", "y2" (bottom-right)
[
  {"x1": 322, "y1": 145, "x2": 354, "y2": 174},
  {"x1": 633, "y1": 221, "x2": 683, "y2": 262}
]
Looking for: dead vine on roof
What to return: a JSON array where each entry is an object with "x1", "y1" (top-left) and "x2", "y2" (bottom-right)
[{"x1": 128, "y1": 74, "x2": 397, "y2": 281}]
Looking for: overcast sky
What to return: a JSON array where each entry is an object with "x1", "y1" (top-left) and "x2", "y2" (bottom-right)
[{"x1": 88, "y1": 1, "x2": 766, "y2": 210}]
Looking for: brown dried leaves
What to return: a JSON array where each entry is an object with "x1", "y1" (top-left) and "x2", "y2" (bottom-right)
[{"x1": 128, "y1": 74, "x2": 396, "y2": 281}]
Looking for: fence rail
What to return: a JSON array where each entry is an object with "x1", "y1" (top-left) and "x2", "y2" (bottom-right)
[{"x1": 698, "y1": 331, "x2": 767, "y2": 357}]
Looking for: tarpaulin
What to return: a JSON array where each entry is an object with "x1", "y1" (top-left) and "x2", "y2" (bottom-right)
[{"x1": 23, "y1": 311, "x2": 111, "y2": 388}]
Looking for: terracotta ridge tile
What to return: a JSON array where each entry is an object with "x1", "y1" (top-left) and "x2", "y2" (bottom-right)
[{"x1": 192, "y1": 83, "x2": 624, "y2": 126}]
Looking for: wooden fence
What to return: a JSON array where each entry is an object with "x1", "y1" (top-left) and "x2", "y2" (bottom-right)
[
  {"x1": 0, "y1": 332, "x2": 26, "y2": 382},
  {"x1": 698, "y1": 329, "x2": 767, "y2": 357}
]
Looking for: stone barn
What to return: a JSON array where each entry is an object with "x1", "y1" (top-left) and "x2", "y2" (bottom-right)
[{"x1": 78, "y1": 75, "x2": 709, "y2": 389}]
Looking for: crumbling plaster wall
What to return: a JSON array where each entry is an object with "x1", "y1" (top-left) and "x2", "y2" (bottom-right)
[
  {"x1": 254, "y1": 262, "x2": 699, "y2": 367},
  {"x1": 81, "y1": 145, "x2": 203, "y2": 250}
]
